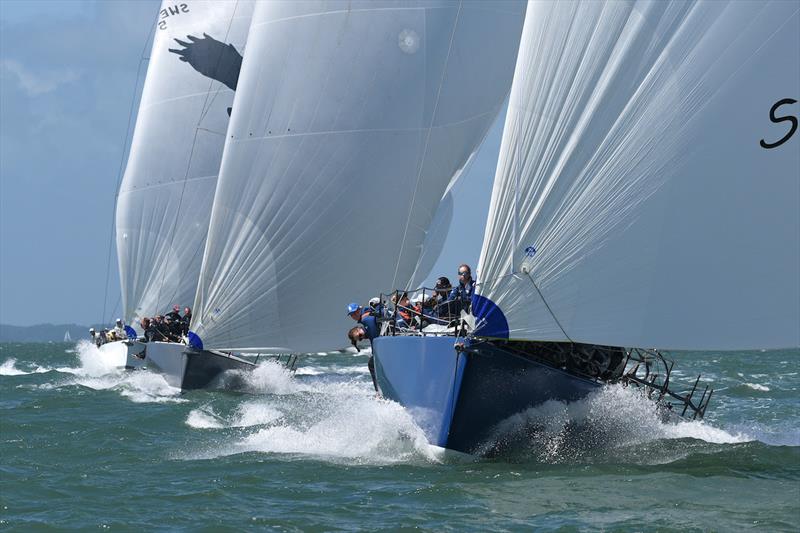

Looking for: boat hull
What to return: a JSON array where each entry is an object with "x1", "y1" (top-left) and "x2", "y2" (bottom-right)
[
  {"x1": 144, "y1": 342, "x2": 255, "y2": 390},
  {"x1": 372, "y1": 336, "x2": 601, "y2": 455},
  {"x1": 124, "y1": 340, "x2": 147, "y2": 370}
]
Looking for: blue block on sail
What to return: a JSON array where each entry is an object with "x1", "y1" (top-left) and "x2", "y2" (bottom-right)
[
  {"x1": 471, "y1": 293, "x2": 509, "y2": 339},
  {"x1": 124, "y1": 325, "x2": 137, "y2": 340},
  {"x1": 187, "y1": 331, "x2": 203, "y2": 351}
]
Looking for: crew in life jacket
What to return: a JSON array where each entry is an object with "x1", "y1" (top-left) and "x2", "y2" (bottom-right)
[{"x1": 390, "y1": 292, "x2": 414, "y2": 330}]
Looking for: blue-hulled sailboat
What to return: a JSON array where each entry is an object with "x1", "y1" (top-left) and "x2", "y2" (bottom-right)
[{"x1": 373, "y1": 0, "x2": 800, "y2": 455}]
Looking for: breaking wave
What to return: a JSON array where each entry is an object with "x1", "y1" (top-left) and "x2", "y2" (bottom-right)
[
  {"x1": 182, "y1": 364, "x2": 441, "y2": 465},
  {"x1": 0, "y1": 358, "x2": 44, "y2": 376},
  {"x1": 474, "y1": 384, "x2": 750, "y2": 462},
  {"x1": 40, "y1": 340, "x2": 184, "y2": 403},
  {"x1": 186, "y1": 402, "x2": 284, "y2": 429}
]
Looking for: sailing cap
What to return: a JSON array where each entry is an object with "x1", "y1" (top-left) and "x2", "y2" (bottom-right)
[
  {"x1": 347, "y1": 303, "x2": 360, "y2": 315},
  {"x1": 369, "y1": 297, "x2": 380, "y2": 306}
]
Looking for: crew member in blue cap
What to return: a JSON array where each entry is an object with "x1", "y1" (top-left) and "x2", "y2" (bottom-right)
[
  {"x1": 347, "y1": 303, "x2": 379, "y2": 342},
  {"x1": 347, "y1": 302, "x2": 380, "y2": 392}
]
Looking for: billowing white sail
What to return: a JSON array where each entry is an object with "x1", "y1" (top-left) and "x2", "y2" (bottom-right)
[
  {"x1": 193, "y1": 0, "x2": 526, "y2": 352},
  {"x1": 477, "y1": 0, "x2": 800, "y2": 350},
  {"x1": 116, "y1": 1, "x2": 254, "y2": 323},
  {"x1": 407, "y1": 191, "x2": 453, "y2": 291}
]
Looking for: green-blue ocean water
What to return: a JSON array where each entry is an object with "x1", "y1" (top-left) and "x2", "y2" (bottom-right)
[{"x1": 1, "y1": 342, "x2": 798, "y2": 531}]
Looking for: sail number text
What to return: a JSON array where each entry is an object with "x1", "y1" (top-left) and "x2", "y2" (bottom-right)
[
  {"x1": 760, "y1": 98, "x2": 797, "y2": 149},
  {"x1": 158, "y1": 3, "x2": 190, "y2": 30}
]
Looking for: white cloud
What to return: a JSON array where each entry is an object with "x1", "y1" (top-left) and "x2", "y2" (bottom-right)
[{"x1": 1, "y1": 59, "x2": 80, "y2": 96}]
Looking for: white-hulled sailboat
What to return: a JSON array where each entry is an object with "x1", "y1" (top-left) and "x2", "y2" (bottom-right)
[
  {"x1": 372, "y1": 0, "x2": 800, "y2": 455},
  {"x1": 108, "y1": 0, "x2": 255, "y2": 381}
]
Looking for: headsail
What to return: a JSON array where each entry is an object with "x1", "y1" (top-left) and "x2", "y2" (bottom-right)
[
  {"x1": 193, "y1": 0, "x2": 526, "y2": 352},
  {"x1": 477, "y1": 0, "x2": 800, "y2": 350},
  {"x1": 116, "y1": 1, "x2": 254, "y2": 323}
]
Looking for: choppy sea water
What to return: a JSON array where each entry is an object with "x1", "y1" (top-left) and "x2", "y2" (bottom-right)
[{"x1": 1, "y1": 341, "x2": 798, "y2": 531}]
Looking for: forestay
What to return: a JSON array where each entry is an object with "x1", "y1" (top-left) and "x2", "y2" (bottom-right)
[
  {"x1": 193, "y1": 0, "x2": 526, "y2": 352},
  {"x1": 116, "y1": 0, "x2": 254, "y2": 323},
  {"x1": 477, "y1": 0, "x2": 800, "y2": 350}
]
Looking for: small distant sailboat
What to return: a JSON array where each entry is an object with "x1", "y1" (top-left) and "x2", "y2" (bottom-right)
[
  {"x1": 63, "y1": 330, "x2": 72, "y2": 342},
  {"x1": 373, "y1": 0, "x2": 800, "y2": 455}
]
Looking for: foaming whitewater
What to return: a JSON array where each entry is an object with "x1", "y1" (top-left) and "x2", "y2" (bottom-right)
[
  {"x1": 0, "y1": 358, "x2": 49, "y2": 376},
  {"x1": 187, "y1": 402, "x2": 284, "y2": 429},
  {"x1": 231, "y1": 393, "x2": 437, "y2": 464},
  {"x1": 231, "y1": 359, "x2": 309, "y2": 395},
  {"x1": 475, "y1": 384, "x2": 751, "y2": 462},
  {"x1": 71, "y1": 340, "x2": 126, "y2": 376},
  {"x1": 45, "y1": 341, "x2": 184, "y2": 403},
  {"x1": 183, "y1": 359, "x2": 441, "y2": 464}
]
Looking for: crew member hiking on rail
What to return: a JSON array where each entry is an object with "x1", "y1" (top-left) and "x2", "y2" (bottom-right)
[
  {"x1": 347, "y1": 302, "x2": 380, "y2": 392},
  {"x1": 347, "y1": 302, "x2": 379, "y2": 341}
]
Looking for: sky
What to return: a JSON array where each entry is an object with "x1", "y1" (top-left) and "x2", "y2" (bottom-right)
[{"x1": 0, "y1": 0, "x2": 505, "y2": 327}]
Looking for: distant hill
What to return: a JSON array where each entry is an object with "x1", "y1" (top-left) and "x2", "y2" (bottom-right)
[{"x1": 0, "y1": 323, "x2": 99, "y2": 343}]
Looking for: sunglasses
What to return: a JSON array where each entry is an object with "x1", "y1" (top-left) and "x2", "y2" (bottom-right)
[{"x1": 458, "y1": 271, "x2": 469, "y2": 276}]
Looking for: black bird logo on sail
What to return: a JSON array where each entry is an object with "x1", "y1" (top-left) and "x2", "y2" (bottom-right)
[{"x1": 169, "y1": 33, "x2": 243, "y2": 116}]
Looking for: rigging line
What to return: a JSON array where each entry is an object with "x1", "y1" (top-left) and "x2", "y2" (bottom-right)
[
  {"x1": 155, "y1": 0, "x2": 240, "y2": 310},
  {"x1": 524, "y1": 269, "x2": 574, "y2": 344},
  {"x1": 101, "y1": 11, "x2": 158, "y2": 325},
  {"x1": 391, "y1": 2, "x2": 462, "y2": 288}
]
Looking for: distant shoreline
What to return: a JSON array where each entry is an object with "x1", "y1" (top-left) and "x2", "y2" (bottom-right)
[{"x1": 0, "y1": 323, "x2": 98, "y2": 343}]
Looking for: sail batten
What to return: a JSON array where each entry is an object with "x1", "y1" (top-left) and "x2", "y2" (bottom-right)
[{"x1": 477, "y1": 0, "x2": 800, "y2": 350}]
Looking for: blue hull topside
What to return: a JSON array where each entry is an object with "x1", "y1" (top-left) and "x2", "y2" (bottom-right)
[{"x1": 372, "y1": 335, "x2": 601, "y2": 455}]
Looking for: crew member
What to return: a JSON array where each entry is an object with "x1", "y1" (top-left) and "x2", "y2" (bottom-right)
[
  {"x1": 449, "y1": 264, "x2": 476, "y2": 314},
  {"x1": 347, "y1": 302, "x2": 381, "y2": 393},
  {"x1": 166, "y1": 305, "x2": 182, "y2": 323},
  {"x1": 347, "y1": 325, "x2": 379, "y2": 392},
  {"x1": 113, "y1": 319, "x2": 126, "y2": 339},
  {"x1": 181, "y1": 307, "x2": 192, "y2": 335},
  {"x1": 347, "y1": 303, "x2": 379, "y2": 341}
]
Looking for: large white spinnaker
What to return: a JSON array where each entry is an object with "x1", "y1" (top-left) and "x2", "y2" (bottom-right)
[
  {"x1": 192, "y1": 0, "x2": 526, "y2": 352},
  {"x1": 116, "y1": 1, "x2": 254, "y2": 324},
  {"x1": 476, "y1": 0, "x2": 800, "y2": 350}
]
